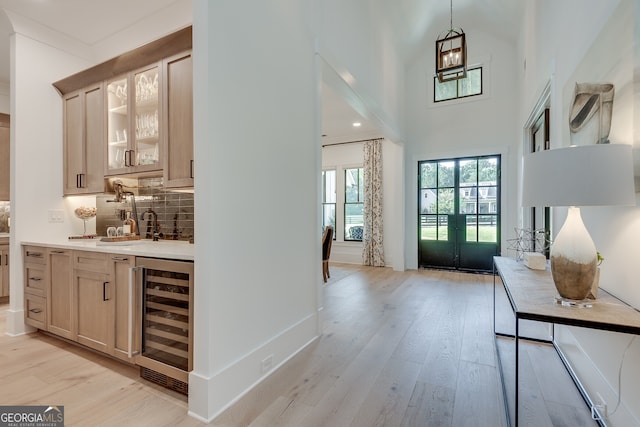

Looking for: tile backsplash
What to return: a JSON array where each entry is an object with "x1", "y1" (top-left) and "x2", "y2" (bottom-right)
[
  {"x1": 0, "y1": 201, "x2": 9, "y2": 232},
  {"x1": 96, "y1": 178, "x2": 193, "y2": 241}
]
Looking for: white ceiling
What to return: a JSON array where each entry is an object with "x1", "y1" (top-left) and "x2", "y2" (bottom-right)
[{"x1": 0, "y1": 0, "x2": 524, "y2": 142}]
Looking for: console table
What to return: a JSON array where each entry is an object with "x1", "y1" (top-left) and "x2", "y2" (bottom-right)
[{"x1": 493, "y1": 256, "x2": 640, "y2": 427}]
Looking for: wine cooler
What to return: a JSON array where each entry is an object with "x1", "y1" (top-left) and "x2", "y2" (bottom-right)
[{"x1": 135, "y1": 257, "x2": 194, "y2": 395}]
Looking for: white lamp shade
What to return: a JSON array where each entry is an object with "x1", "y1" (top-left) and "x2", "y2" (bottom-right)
[{"x1": 522, "y1": 144, "x2": 635, "y2": 207}]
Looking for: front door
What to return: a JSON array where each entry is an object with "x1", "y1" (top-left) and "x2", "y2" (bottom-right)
[{"x1": 418, "y1": 155, "x2": 501, "y2": 272}]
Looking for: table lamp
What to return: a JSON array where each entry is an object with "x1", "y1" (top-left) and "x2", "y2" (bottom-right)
[{"x1": 522, "y1": 144, "x2": 635, "y2": 305}]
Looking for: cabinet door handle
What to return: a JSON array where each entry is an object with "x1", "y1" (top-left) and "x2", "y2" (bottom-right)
[
  {"x1": 51, "y1": 250, "x2": 65, "y2": 254},
  {"x1": 124, "y1": 150, "x2": 130, "y2": 167},
  {"x1": 29, "y1": 277, "x2": 42, "y2": 281},
  {"x1": 190, "y1": 159, "x2": 194, "y2": 179},
  {"x1": 103, "y1": 281, "x2": 109, "y2": 301},
  {"x1": 29, "y1": 308, "x2": 43, "y2": 314},
  {"x1": 80, "y1": 173, "x2": 85, "y2": 188},
  {"x1": 112, "y1": 256, "x2": 129, "y2": 261},
  {"x1": 26, "y1": 251, "x2": 43, "y2": 258},
  {"x1": 4, "y1": 254, "x2": 6, "y2": 266},
  {"x1": 128, "y1": 266, "x2": 143, "y2": 358},
  {"x1": 76, "y1": 173, "x2": 81, "y2": 188}
]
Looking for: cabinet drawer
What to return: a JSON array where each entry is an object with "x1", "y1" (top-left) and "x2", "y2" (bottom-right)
[
  {"x1": 25, "y1": 294, "x2": 46, "y2": 329},
  {"x1": 23, "y1": 246, "x2": 47, "y2": 265},
  {"x1": 74, "y1": 251, "x2": 108, "y2": 273},
  {"x1": 24, "y1": 263, "x2": 47, "y2": 297}
]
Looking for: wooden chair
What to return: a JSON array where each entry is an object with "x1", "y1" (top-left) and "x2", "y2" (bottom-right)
[{"x1": 322, "y1": 225, "x2": 334, "y2": 283}]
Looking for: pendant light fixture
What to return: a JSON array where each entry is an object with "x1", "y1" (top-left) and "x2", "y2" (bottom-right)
[{"x1": 435, "y1": 0, "x2": 467, "y2": 83}]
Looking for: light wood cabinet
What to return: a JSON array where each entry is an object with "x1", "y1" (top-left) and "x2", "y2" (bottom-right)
[
  {"x1": 48, "y1": 249, "x2": 74, "y2": 339},
  {"x1": 0, "y1": 113, "x2": 9, "y2": 200},
  {"x1": 73, "y1": 251, "x2": 110, "y2": 353},
  {"x1": 23, "y1": 246, "x2": 143, "y2": 363},
  {"x1": 23, "y1": 246, "x2": 48, "y2": 329},
  {"x1": 106, "y1": 64, "x2": 162, "y2": 175},
  {"x1": 63, "y1": 84, "x2": 104, "y2": 195},
  {"x1": 163, "y1": 51, "x2": 193, "y2": 188},
  {"x1": 0, "y1": 242, "x2": 9, "y2": 301},
  {"x1": 109, "y1": 255, "x2": 139, "y2": 362},
  {"x1": 54, "y1": 29, "x2": 193, "y2": 193},
  {"x1": 0, "y1": 243, "x2": 9, "y2": 299}
]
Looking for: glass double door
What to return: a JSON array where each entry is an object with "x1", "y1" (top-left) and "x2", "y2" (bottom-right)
[
  {"x1": 418, "y1": 155, "x2": 500, "y2": 272},
  {"x1": 106, "y1": 65, "x2": 160, "y2": 173}
]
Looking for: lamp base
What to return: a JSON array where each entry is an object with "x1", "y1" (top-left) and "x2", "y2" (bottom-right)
[{"x1": 554, "y1": 295, "x2": 594, "y2": 308}]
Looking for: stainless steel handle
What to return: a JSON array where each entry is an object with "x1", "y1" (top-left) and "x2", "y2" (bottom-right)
[
  {"x1": 51, "y1": 250, "x2": 65, "y2": 254},
  {"x1": 190, "y1": 159, "x2": 194, "y2": 179},
  {"x1": 112, "y1": 257, "x2": 129, "y2": 261},
  {"x1": 128, "y1": 266, "x2": 143, "y2": 358}
]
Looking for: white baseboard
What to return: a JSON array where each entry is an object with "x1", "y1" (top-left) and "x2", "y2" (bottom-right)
[
  {"x1": 555, "y1": 326, "x2": 639, "y2": 426},
  {"x1": 188, "y1": 312, "x2": 318, "y2": 423},
  {"x1": 5, "y1": 308, "x2": 34, "y2": 336}
]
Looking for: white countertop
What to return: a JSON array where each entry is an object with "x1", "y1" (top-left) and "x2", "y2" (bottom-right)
[{"x1": 21, "y1": 238, "x2": 194, "y2": 261}]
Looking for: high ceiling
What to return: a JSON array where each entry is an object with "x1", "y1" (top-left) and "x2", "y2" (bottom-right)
[{"x1": 0, "y1": 0, "x2": 524, "y2": 142}]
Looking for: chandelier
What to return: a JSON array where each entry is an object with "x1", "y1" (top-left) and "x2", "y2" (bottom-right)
[{"x1": 435, "y1": 0, "x2": 467, "y2": 83}]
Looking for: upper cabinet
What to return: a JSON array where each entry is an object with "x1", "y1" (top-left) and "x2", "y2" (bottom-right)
[
  {"x1": 163, "y1": 52, "x2": 193, "y2": 188},
  {"x1": 53, "y1": 27, "x2": 193, "y2": 195},
  {"x1": 106, "y1": 64, "x2": 162, "y2": 175},
  {"x1": 0, "y1": 113, "x2": 9, "y2": 201},
  {"x1": 63, "y1": 84, "x2": 104, "y2": 195}
]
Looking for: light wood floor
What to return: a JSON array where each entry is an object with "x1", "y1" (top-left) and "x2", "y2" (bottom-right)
[{"x1": 0, "y1": 264, "x2": 595, "y2": 426}]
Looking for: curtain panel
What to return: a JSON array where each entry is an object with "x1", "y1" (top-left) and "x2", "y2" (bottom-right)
[{"x1": 363, "y1": 139, "x2": 384, "y2": 266}]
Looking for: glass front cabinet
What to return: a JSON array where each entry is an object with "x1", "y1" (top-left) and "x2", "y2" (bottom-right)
[{"x1": 106, "y1": 64, "x2": 161, "y2": 174}]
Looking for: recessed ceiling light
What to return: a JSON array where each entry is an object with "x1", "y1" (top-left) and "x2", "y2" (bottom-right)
[{"x1": 353, "y1": 122, "x2": 361, "y2": 127}]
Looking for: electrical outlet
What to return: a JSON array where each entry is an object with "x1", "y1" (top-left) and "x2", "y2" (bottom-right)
[
  {"x1": 592, "y1": 392, "x2": 608, "y2": 421},
  {"x1": 47, "y1": 209, "x2": 64, "y2": 223},
  {"x1": 261, "y1": 355, "x2": 273, "y2": 373}
]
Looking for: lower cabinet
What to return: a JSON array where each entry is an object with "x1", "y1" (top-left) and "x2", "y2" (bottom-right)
[
  {"x1": 73, "y1": 251, "x2": 109, "y2": 352},
  {"x1": 48, "y1": 249, "x2": 73, "y2": 339},
  {"x1": 23, "y1": 246, "x2": 48, "y2": 329},
  {"x1": 0, "y1": 243, "x2": 9, "y2": 299},
  {"x1": 24, "y1": 293, "x2": 46, "y2": 329},
  {"x1": 23, "y1": 247, "x2": 140, "y2": 364},
  {"x1": 23, "y1": 245, "x2": 193, "y2": 395},
  {"x1": 110, "y1": 255, "x2": 138, "y2": 362},
  {"x1": 75, "y1": 268, "x2": 110, "y2": 352}
]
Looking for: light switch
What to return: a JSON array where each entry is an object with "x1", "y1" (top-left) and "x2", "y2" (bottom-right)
[{"x1": 48, "y1": 209, "x2": 64, "y2": 223}]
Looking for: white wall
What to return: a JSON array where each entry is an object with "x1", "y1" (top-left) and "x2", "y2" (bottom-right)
[
  {"x1": 189, "y1": 0, "x2": 320, "y2": 421},
  {"x1": 322, "y1": 139, "x2": 402, "y2": 267},
  {"x1": 518, "y1": 1, "x2": 640, "y2": 425},
  {"x1": 6, "y1": 32, "x2": 93, "y2": 334},
  {"x1": 404, "y1": 28, "x2": 520, "y2": 269},
  {"x1": 189, "y1": 0, "x2": 407, "y2": 421}
]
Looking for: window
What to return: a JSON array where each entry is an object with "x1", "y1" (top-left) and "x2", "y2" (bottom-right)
[
  {"x1": 434, "y1": 67, "x2": 482, "y2": 102},
  {"x1": 344, "y1": 167, "x2": 364, "y2": 241},
  {"x1": 322, "y1": 169, "x2": 336, "y2": 234}
]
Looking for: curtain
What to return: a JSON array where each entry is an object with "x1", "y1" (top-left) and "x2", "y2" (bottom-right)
[{"x1": 362, "y1": 139, "x2": 384, "y2": 266}]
